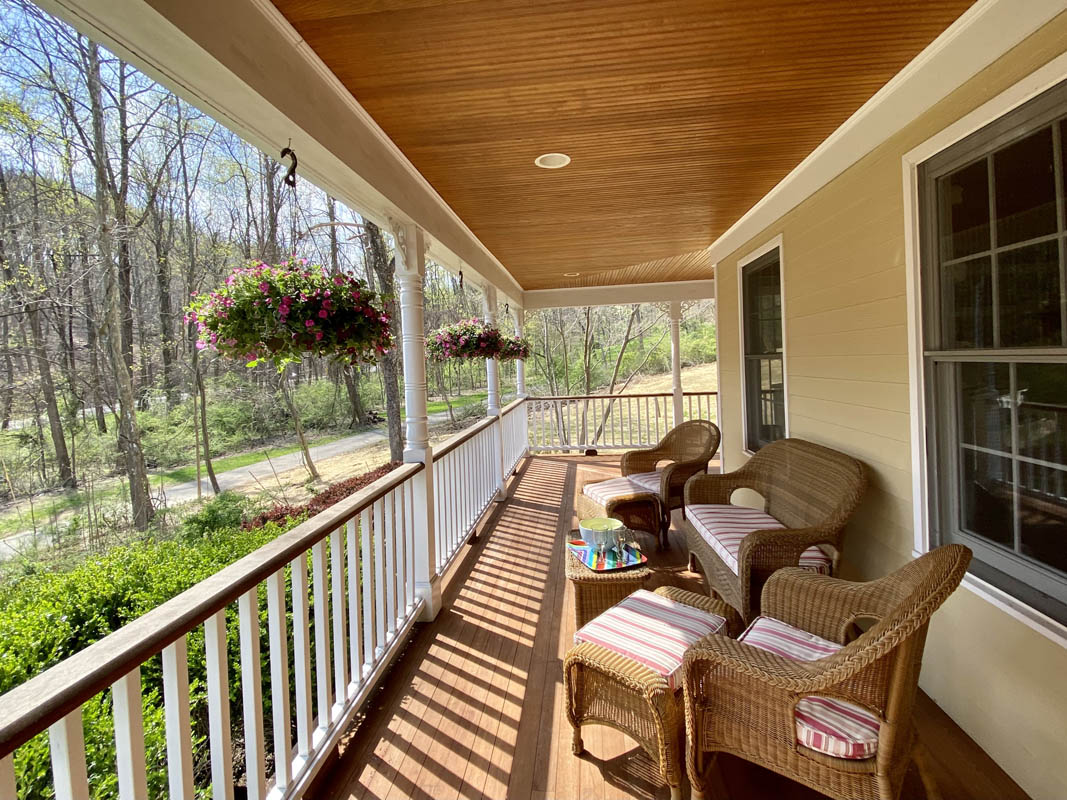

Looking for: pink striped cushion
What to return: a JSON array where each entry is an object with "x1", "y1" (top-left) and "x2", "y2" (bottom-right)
[
  {"x1": 583, "y1": 471, "x2": 661, "y2": 506},
  {"x1": 686, "y1": 504, "x2": 832, "y2": 576},
  {"x1": 574, "y1": 589, "x2": 726, "y2": 691},
  {"x1": 740, "y1": 616, "x2": 880, "y2": 759}
]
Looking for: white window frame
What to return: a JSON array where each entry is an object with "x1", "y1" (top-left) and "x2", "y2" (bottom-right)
[
  {"x1": 737, "y1": 234, "x2": 789, "y2": 457},
  {"x1": 903, "y1": 50, "x2": 1067, "y2": 649}
]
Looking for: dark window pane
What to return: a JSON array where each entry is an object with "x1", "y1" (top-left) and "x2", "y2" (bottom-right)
[
  {"x1": 998, "y1": 241, "x2": 1062, "y2": 347},
  {"x1": 959, "y1": 448, "x2": 1014, "y2": 547},
  {"x1": 1061, "y1": 120, "x2": 1067, "y2": 230},
  {"x1": 957, "y1": 362, "x2": 1011, "y2": 453},
  {"x1": 1018, "y1": 462, "x2": 1067, "y2": 575},
  {"x1": 1017, "y1": 363, "x2": 1067, "y2": 465},
  {"x1": 942, "y1": 256, "x2": 992, "y2": 348},
  {"x1": 745, "y1": 355, "x2": 784, "y2": 451},
  {"x1": 938, "y1": 159, "x2": 990, "y2": 260},
  {"x1": 744, "y1": 259, "x2": 781, "y2": 356},
  {"x1": 994, "y1": 127, "x2": 1057, "y2": 246}
]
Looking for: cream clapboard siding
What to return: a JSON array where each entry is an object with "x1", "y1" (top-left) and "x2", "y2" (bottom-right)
[{"x1": 715, "y1": 12, "x2": 1067, "y2": 800}]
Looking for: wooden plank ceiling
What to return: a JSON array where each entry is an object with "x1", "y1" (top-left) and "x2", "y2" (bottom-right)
[{"x1": 272, "y1": 0, "x2": 974, "y2": 290}]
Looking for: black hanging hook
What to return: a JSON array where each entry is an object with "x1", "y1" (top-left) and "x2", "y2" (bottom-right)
[
  {"x1": 458, "y1": 270, "x2": 464, "y2": 289},
  {"x1": 280, "y1": 139, "x2": 298, "y2": 188},
  {"x1": 503, "y1": 302, "x2": 509, "y2": 315}
]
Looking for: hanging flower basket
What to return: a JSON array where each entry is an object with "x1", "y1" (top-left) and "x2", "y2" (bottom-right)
[
  {"x1": 427, "y1": 318, "x2": 505, "y2": 362},
  {"x1": 184, "y1": 258, "x2": 393, "y2": 368},
  {"x1": 499, "y1": 336, "x2": 531, "y2": 362}
]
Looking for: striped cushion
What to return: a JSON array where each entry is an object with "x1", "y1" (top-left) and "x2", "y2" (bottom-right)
[
  {"x1": 687, "y1": 504, "x2": 832, "y2": 575},
  {"x1": 740, "y1": 616, "x2": 881, "y2": 759},
  {"x1": 574, "y1": 589, "x2": 726, "y2": 691},
  {"x1": 583, "y1": 471, "x2": 661, "y2": 506}
]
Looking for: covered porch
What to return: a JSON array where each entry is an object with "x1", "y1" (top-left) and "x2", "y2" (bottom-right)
[{"x1": 1, "y1": 1, "x2": 1066, "y2": 799}]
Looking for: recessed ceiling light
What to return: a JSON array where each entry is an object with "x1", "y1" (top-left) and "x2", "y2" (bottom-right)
[
  {"x1": 563, "y1": 271, "x2": 580, "y2": 277},
  {"x1": 535, "y1": 152, "x2": 571, "y2": 169}
]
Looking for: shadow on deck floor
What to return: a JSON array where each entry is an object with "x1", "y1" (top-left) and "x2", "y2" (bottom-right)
[{"x1": 313, "y1": 455, "x2": 1030, "y2": 800}]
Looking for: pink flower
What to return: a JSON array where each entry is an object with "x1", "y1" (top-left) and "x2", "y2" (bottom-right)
[
  {"x1": 305, "y1": 319, "x2": 315, "y2": 328},
  {"x1": 315, "y1": 331, "x2": 324, "y2": 341},
  {"x1": 318, "y1": 309, "x2": 328, "y2": 318},
  {"x1": 259, "y1": 282, "x2": 270, "y2": 293},
  {"x1": 195, "y1": 340, "x2": 206, "y2": 350}
]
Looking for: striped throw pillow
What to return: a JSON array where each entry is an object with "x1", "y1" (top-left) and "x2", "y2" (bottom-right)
[
  {"x1": 739, "y1": 616, "x2": 880, "y2": 759},
  {"x1": 574, "y1": 589, "x2": 726, "y2": 691},
  {"x1": 583, "y1": 471, "x2": 662, "y2": 506}
]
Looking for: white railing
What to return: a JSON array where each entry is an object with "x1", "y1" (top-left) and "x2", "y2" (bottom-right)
[
  {"x1": 526, "y1": 392, "x2": 717, "y2": 452},
  {"x1": 432, "y1": 416, "x2": 502, "y2": 575},
  {"x1": 501, "y1": 398, "x2": 529, "y2": 476},
  {"x1": 0, "y1": 463, "x2": 424, "y2": 800}
]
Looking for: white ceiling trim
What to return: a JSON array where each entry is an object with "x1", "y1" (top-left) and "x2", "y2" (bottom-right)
[
  {"x1": 705, "y1": 0, "x2": 1067, "y2": 265},
  {"x1": 524, "y1": 280, "x2": 716, "y2": 310}
]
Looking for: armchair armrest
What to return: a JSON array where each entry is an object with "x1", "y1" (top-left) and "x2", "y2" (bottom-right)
[
  {"x1": 620, "y1": 445, "x2": 666, "y2": 476},
  {"x1": 683, "y1": 634, "x2": 829, "y2": 694},
  {"x1": 684, "y1": 472, "x2": 753, "y2": 506},
  {"x1": 760, "y1": 567, "x2": 902, "y2": 644},
  {"x1": 660, "y1": 459, "x2": 708, "y2": 499}
]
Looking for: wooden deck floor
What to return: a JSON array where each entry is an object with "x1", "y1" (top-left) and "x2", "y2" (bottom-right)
[{"x1": 316, "y1": 455, "x2": 1030, "y2": 800}]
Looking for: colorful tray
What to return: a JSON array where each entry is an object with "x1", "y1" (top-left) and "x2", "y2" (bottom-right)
[{"x1": 567, "y1": 540, "x2": 647, "y2": 572}]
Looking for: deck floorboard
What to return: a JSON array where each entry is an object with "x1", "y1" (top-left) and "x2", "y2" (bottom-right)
[{"x1": 318, "y1": 455, "x2": 1030, "y2": 800}]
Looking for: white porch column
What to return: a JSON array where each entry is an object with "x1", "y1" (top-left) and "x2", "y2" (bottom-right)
[
  {"x1": 392, "y1": 219, "x2": 440, "y2": 620},
  {"x1": 669, "y1": 300, "x2": 684, "y2": 426},
  {"x1": 483, "y1": 285, "x2": 506, "y2": 500},
  {"x1": 514, "y1": 306, "x2": 527, "y2": 398}
]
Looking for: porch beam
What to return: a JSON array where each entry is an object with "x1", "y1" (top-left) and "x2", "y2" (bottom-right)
[
  {"x1": 393, "y1": 220, "x2": 441, "y2": 620},
  {"x1": 523, "y1": 279, "x2": 715, "y2": 310}
]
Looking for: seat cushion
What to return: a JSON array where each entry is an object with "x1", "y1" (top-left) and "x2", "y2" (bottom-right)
[
  {"x1": 574, "y1": 589, "x2": 726, "y2": 691},
  {"x1": 687, "y1": 504, "x2": 832, "y2": 575},
  {"x1": 740, "y1": 616, "x2": 881, "y2": 759},
  {"x1": 583, "y1": 471, "x2": 661, "y2": 506}
]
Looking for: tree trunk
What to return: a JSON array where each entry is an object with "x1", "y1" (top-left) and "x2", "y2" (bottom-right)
[
  {"x1": 83, "y1": 266, "x2": 107, "y2": 433},
  {"x1": 363, "y1": 221, "x2": 403, "y2": 461},
  {"x1": 195, "y1": 358, "x2": 220, "y2": 493},
  {"x1": 343, "y1": 366, "x2": 369, "y2": 427},
  {"x1": 27, "y1": 305, "x2": 75, "y2": 487},
  {"x1": 87, "y1": 40, "x2": 153, "y2": 529},
  {"x1": 280, "y1": 367, "x2": 319, "y2": 479}
]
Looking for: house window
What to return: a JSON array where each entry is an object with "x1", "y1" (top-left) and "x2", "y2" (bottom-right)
[
  {"x1": 741, "y1": 247, "x2": 786, "y2": 452},
  {"x1": 920, "y1": 80, "x2": 1067, "y2": 625}
]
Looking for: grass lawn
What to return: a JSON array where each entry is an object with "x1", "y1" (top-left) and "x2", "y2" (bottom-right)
[{"x1": 424, "y1": 391, "x2": 487, "y2": 416}]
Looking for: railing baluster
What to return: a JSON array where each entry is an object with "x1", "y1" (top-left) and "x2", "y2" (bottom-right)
[
  {"x1": 311, "y1": 539, "x2": 332, "y2": 726},
  {"x1": 346, "y1": 517, "x2": 364, "y2": 689},
  {"x1": 386, "y1": 489, "x2": 398, "y2": 636},
  {"x1": 361, "y1": 505, "x2": 376, "y2": 665},
  {"x1": 330, "y1": 526, "x2": 348, "y2": 709},
  {"x1": 375, "y1": 497, "x2": 388, "y2": 652},
  {"x1": 398, "y1": 481, "x2": 409, "y2": 616},
  {"x1": 266, "y1": 570, "x2": 293, "y2": 790},
  {"x1": 238, "y1": 589, "x2": 266, "y2": 800},
  {"x1": 162, "y1": 637, "x2": 194, "y2": 800},
  {"x1": 48, "y1": 710, "x2": 89, "y2": 800},
  {"x1": 204, "y1": 610, "x2": 235, "y2": 800},
  {"x1": 290, "y1": 553, "x2": 313, "y2": 760},
  {"x1": 0, "y1": 755, "x2": 15, "y2": 798},
  {"x1": 112, "y1": 668, "x2": 148, "y2": 800},
  {"x1": 407, "y1": 478, "x2": 417, "y2": 610}
]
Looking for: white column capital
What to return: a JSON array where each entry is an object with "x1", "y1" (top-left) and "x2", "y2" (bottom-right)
[{"x1": 390, "y1": 218, "x2": 428, "y2": 279}]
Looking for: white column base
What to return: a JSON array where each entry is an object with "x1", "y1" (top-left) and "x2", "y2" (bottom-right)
[{"x1": 416, "y1": 576, "x2": 442, "y2": 621}]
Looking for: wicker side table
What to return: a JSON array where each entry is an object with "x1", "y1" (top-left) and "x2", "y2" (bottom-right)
[
  {"x1": 564, "y1": 587, "x2": 737, "y2": 800},
  {"x1": 565, "y1": 536, "x2": 652, "y2": 629}
]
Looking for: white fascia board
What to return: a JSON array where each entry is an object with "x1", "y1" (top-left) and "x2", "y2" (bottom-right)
[
  {"x1": 37, "y1": 0, "x2": 524, "y2": 300},
  {"x1": 705, "y1": 0, "x2": 1067, "y2": 264},
  {"x1": 523, "y1": 280, "x2": 716, "y2": 310}
]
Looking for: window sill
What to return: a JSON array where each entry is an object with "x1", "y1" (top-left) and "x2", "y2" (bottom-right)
[{"x1": 913, "y1": 549, "x2": 1067, "y2": 649}]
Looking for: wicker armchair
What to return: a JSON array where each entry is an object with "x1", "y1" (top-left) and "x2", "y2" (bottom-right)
[
  {"x1": 620, "y1": 419, "x2": 721, "y2": 528},
  {"x1": 682, "y1": 544, "x2": 972, "y2": 800},
  {"x1": 682, "y1": 438, "x2": 866, "y2": 623}
]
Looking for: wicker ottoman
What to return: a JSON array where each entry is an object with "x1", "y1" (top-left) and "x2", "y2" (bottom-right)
[
  {"x1": 566, "y1": 538, "x2": 652, "y2": 629},
  {"x1": 577, "y1": 475, "x2": 666, "y2": 549},
  {"x1": 564, "y1": 587, "x2": 735, "y2": 800}
]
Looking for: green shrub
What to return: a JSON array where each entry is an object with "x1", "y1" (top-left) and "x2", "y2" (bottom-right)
[{"x1": 180, "y1": 491, "x2": 249, "y2": 540}]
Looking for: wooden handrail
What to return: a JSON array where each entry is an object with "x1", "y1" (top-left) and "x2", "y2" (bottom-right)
[
  {"x1": 528, "y1": 391, "x2": 717, "y2": 401},
  {"x1": 433, "y1": 415, "x2": 497, "y2": 460},
  {"x1": 0, "y1": 461, "x2": 424, "y2": 758}
]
